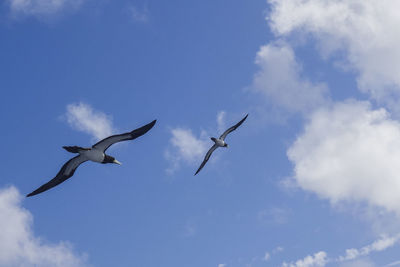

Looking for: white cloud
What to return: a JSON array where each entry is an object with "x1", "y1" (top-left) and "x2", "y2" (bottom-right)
[
  {"x1": 168, "y1": 128, "x2": 209, "y2": 163},
  {"x1": 218, "y1": 264, "x2": 226, "y2": 267},
  {"x1": 386, "y1": 260, "x2": 400, "y2": 267},
  {"x1": 340, "y1": 249, "x2": 360, "y2": 262},
  {"x1": 0, "y1": 186, "x2": 88, "y2": 267},
  {"x1": 267, "y1": 0, "x2": 400, "y2": 107},
  {"x1": 217, "y1": 111, "x2": 226, "y2": 134},
  {"x1": 261, "y1": 246, "x2": 283, "y2": 263},
  {"x1": 165, "y1": 112, "x2": 230, "y2": 174},
  {"x1": 251, "y1": 42, "x2": 329, "y2": 114},
  {"x1": 282, "y1": 235, "x2": 399, "y2": 267},
  {"x1": 66, "y1": 102, "x2": 115, "y2": 141},
  {"x1": 338, "y1": 235, "x2": 400, "y2": 262},
  {"x1": 8, "y1": 0, "x2": 83, "y2": 16},
  {"x1": 287, "y1": 100, "x2": 400, "y2": 214},
  {"x1": 263, "y1": 252, "x2": 271, "y2": 261},
  {"x1": 274, "y1": 246, "x2": 284, "y2": 254},
  {"x1": 165, "y1": 128, "x2": 209, "y2": 174},
  {"x1": 282, "y1": 251, "x2": 328, "y2": 267}
]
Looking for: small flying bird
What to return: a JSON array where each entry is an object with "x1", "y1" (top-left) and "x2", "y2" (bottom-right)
[
  {"x1": 27, "y1": 120, "x2": 157, "y2": 197},
  {"x1": 195, "y1": 114, "x2": 248, "y2": 175}
]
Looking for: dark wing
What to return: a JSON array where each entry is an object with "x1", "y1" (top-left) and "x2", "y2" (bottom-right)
[
  {"x1": 27, "y1": 155, "x2": 87, "y2": 197},
  {"x1": 219, "y1": 114, "x2": 248, "y2": 141},
  {"x1": 195, "y1": 144, "x2": 218, "y2": 175},
  {"x1": 92, "y1": 120, "x2": 157, "y2": 152}
]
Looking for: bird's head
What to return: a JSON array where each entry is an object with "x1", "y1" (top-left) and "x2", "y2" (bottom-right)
[
  {"x1": 103, "y1": 155, "x2": 122, "y2": 165},
  {"x1": 224, "y1": 143, "x2": 228, "y2": 148}
]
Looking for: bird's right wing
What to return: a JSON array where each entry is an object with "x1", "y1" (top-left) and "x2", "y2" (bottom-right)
[
  {"x1": 92, "y1": 120, "x2": 156, "y2": 152},
  {"x1": 195, "y1": 144, "x2": 218, "y2": 175},
  {"x1": 27, "y1": 155, "x2": 88, "y2": 197}
]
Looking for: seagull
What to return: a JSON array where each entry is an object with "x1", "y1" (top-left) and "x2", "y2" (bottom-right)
[
  {"x1": 195, "y1": 114, "x2": 248, "y2": 175},
  {"x1": 27, "y1": 120, "x2": 156, "y2": 197}
]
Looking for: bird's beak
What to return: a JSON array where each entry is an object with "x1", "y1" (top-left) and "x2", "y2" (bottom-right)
[{"x1": 113, "y1": 159, "x2": 122, "y2": 165}]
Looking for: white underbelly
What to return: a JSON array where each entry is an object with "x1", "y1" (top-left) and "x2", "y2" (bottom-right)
[
  {"x1": 81, "y1": 149, "x2": 105, "y2": 163},
  {"x1": 215, "y1": 139, "x2": 225, "y2": 147}
]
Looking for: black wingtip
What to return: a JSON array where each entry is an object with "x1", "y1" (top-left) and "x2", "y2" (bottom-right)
[
  {"x1": 240, "y1": 114, "x2": 249, "y2": 124},
  {"x1": 26, "y1": 189, "x2": 40, "y2": 197},
  {"x1": 145, "y1": 119, "x2": 157, "y2": 129},
  {"x1": 146, "y1": 120, "x2": 157, "y2": 131},
  {"x1": 62, "y1": 146, "x2": 83, "y2": 153}
]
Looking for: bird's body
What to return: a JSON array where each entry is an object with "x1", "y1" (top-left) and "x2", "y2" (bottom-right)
[
  {"x1": 80, "y1": 148, "x2": 107, "y2": 163},
  {"x1": 211, "y1": 137, "x2": 227, "y2": 147},
  {"x1": 75, "y1": 148, "x2": 103, "y2": 162},
  {"x1": 195, "y1": 114, "x2": 248, "y2": 175},
  {"x1": 27, "y1": 119, "x2": 156, "y2": 197}
]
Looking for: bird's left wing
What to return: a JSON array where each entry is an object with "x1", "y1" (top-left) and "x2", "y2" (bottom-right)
[
  {"x1": 219, "y1": 114, "x2": 248, "y2": 140},
  {"x1": 92, "y1": 120, "x2": 156, "y2": 152},
  {"x1": 195, "y1": 144, "x2": 218, "y2": 175},
  {"x1": 27, "y1": 155, "x2": 87, "y2": 197}
]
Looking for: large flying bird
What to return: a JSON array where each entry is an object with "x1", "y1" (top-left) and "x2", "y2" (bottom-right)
[
  {"x1": 195, "y1": 114, "x2": 248, "y2": 175},
  {"x1": 27, "y1": 120, "x2": 156, "y2": 197}
]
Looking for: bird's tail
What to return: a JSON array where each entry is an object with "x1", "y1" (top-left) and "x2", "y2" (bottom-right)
[{"x1": 62, "y1": 146, "x2": 89, "y2": 153}]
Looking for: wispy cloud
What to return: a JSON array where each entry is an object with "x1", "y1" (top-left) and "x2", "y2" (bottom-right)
[
  {"x1": 282, "y1": 234, "x2": 400, "y2": 267},
  {"x1": 164, "y1": 128, "x2": 209, "y2": 174},
  {"x1": 258, "y1": 207, "x2": 290, "y2": 225},
  {"x1": 386, "y1": 260, "x2": 400, "y2": 267},
  {"x1": 8, "y1": 0, "x2": 83, "y2": 17},
  {"x1": 0, "y1": 186, "x2": 88, "y2": 267},
  {"x1": 251, "y1": 42, "x2": 329, "y2": 115},
  {"x1": 282, "y1": 251, "x2": 328, "y2": 267},
  {"x1": 263, "y1": 252, "x2": 271, "y2": 261},
  {"x1": 65, "y1": 102, "x2": 115, "y2": 141},
  {"x1": 128, "y1": 4, "x2": 149, "y2": 23},
  {"x1": 338, "y1": 235, "x2": 400, "y2": 262},
  {"x1": 263, "y1": 246, "x2": 284, "y2": 262},
  {"x1": 165, "y1": 112, "x2": 230, "y2": 174},
  {"x1": 216, "y1": 111, "x2": 226, "y2": 134}
]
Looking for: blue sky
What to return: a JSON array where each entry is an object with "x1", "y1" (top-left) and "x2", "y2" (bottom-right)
[{"x1": 1, "y1": 0, "x2": 400, "y2": 266}]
